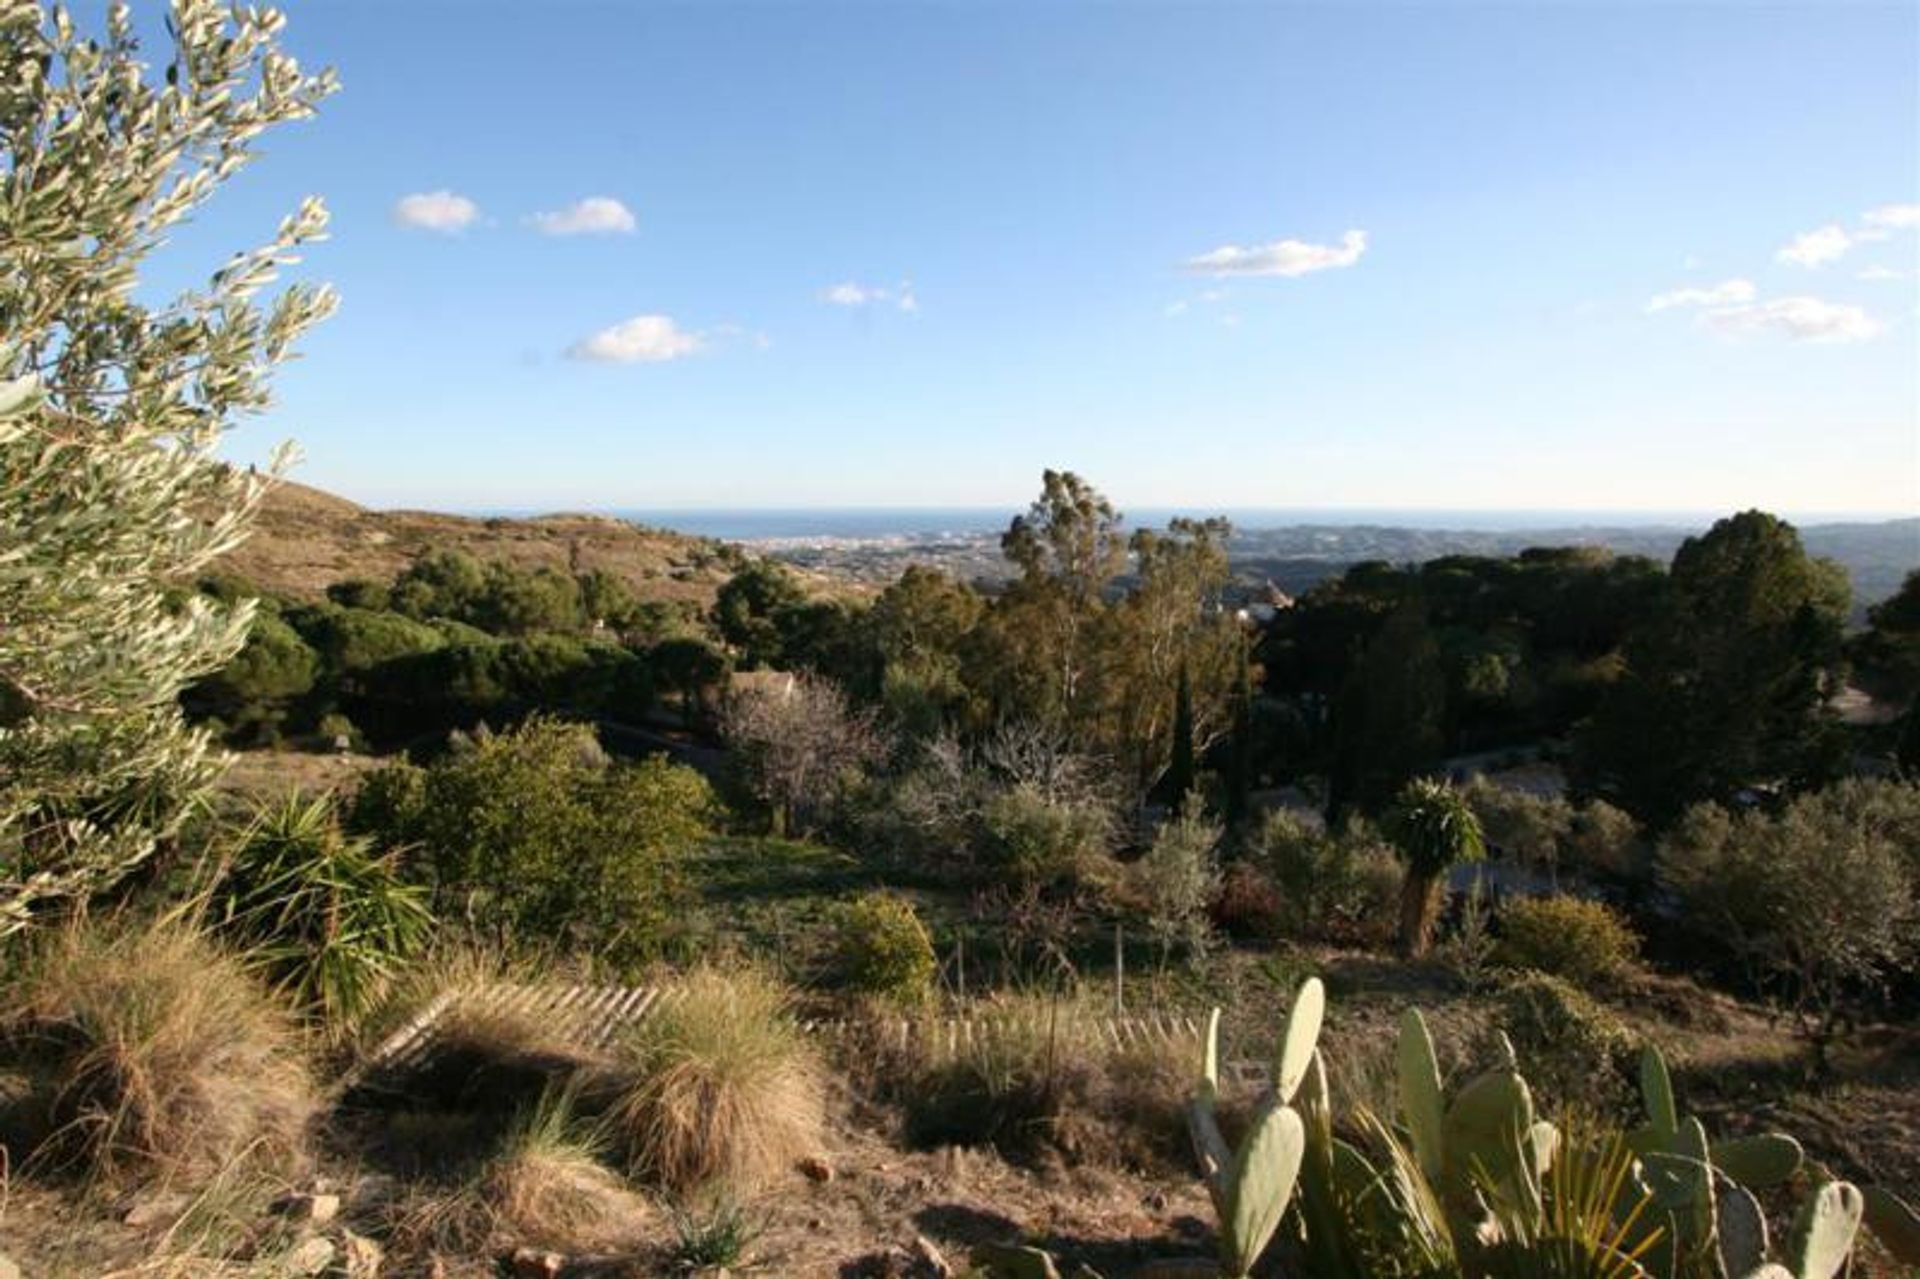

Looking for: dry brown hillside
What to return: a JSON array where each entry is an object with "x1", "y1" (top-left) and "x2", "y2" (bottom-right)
[{"x1": 221, "y1": 479, "x2": 748, "y2": 605}]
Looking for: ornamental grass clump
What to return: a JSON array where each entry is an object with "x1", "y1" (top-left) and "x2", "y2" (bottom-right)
[{"x1": 606, "y1": 966, "x2": 823, "y2": 1193}]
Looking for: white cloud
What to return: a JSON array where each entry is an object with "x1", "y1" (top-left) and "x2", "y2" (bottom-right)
[
  {"x1": 530, "y1": 196, "x2": 637, "y2": 236},
  {"x1": 1776, "y1": 224, "x2": 1852, "y2": 267},
  {"x1": 393, "y1": 190, "x2": 481, "y2": 233},
  {"x1": 1646, "y1": 278, "x2": 1756, "y2": 312},
  {"x1": 568, "y1": 314, "x2": 704, "y2": 363},
  {"x1": 1863, "y1": 203, "x2": 1920, "y2": 231},
  {"x1": 1185, "y1": 229, "x2": 1367, "y2": 278},
  {"x1": 1698, "y1": 296, "x2": 1879, "y2": 343},
  {"x1": 820, "y1": 280, "x2": 917, "y2": 312},
  {"x1": 1857, "y1": 265, "x2": 1909, "y2": 281}
]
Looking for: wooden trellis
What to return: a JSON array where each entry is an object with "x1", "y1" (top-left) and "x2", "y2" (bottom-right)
[{"x1": 352, "y1": 981, "x2": 1256, "y2": 1088}]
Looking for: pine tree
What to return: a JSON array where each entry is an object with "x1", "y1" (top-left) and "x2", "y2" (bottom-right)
[{"x1": 0, "y1": 1, "x2": 336, "y2": 934}]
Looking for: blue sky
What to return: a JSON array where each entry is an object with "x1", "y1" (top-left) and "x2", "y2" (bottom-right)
[{"x1": 165, "y1": 0, "x2": 1919, "y2": 515}]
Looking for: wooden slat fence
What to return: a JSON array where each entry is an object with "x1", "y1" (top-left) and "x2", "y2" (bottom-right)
[{"x1": 354, "y1": 982, "x2": 1268, "y2": 1087}]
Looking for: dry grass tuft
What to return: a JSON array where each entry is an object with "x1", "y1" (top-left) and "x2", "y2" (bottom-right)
[
  {"x1": 0, "y1": 914, "x2": 314, "y2": 1188},
  {"x1": 481, "y1": 1089, "x2": 643, "y2": 1251},
  {"x1": 388, "y1": 1088, "x2": 649, "y2": 1258},
  {"x1": 605, "y1": 966, "x2": 824, "y2": 1193}
]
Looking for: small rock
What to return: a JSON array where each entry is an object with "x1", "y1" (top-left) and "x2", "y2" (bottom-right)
[
  {"x1": 807, "y1": 1216, "x2": 826, "y2": 1230},
  {"x1": 0, "y1": 1249, "x2": 20, "y2": 1279},
  {"x1": 798, "y1": 1154, "x2": 835, "y2": 1183},
  {"x1": 909, "y1": 1234, "x2": 954, "y2": 1279},
  {"x1": 284, "y1": 1235, "x2": 336, "y2": 1276},
  {"x1": 510, "y1": 1247, "x2": 566, "y2": 1279},
  {"x1": 122, "y1": 1192, "x2": 191, "y2": 1228},
  {"x1": 348, "y1": 1173, "x2": 400, "y2": 1213},
  {"x1": 340, "y1": 1228, "x2": 384, "y2": 1278},
  {"x1": 1143, "y1": 1189, "x2": 1168, "y2": 1214},
  {"x1": 274, "y1": 1191, "x2": 342, "y2": 1225}
]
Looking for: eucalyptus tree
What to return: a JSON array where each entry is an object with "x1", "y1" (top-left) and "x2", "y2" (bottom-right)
[
  {"x1": 990, "y1": 469, "x2": 1128, "y2": 734},
  {"x1": 0, "y1": 1, "x2": 336, "y2": 934}
]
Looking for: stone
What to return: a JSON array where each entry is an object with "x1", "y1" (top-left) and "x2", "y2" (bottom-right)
[
  {"x1": 121, "y1": 1192, "x2": 191, "y2": 1228},
  {"x1": 274, "y1": 1191, "x2": 342, "y2": 1225},
  {"x1": 284, "y1": 1235, "x2": 337, "y2": 1276},
  {"x1": 0, "y1": 1249, "x2": 19, "y2": 1279},
  {"x1": 510, "y1": 1247, "x2": 566, "y2": 1279},
  {"x1": 798, "y1": 1154, "x2": 835, "y2": 1183},
  {"x1": 909, "y1": 1234, "x2": 955, "y2": 1279},
  {"x1": 341, "y1": 1228, "x2": 385, "y2": 1278}
]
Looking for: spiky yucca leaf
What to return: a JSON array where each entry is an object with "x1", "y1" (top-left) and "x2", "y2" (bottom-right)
[{"x1": 208, "y1": 794, "x2": 433, "y2": 1026}]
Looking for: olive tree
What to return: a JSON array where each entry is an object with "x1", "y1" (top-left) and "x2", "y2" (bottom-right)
[
  {"x1": 0, "y1": 1, "x2": 335, "y2": 934},
  {"x1": 1658, "y1": 782, "x2": 1916, "y2": 1050}
]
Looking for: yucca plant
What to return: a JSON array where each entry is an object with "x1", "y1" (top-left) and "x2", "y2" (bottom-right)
[
  {"x1": 207, "y1": 794, "x2": 433, "y2": 1027},
  {"x1": 1384, "y1": 778, "x2": 1486, "y2": 957}
]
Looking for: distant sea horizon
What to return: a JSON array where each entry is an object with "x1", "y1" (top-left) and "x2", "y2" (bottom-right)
[{"x1": 463, "y1": 505, "x2": 1920, "y2": 543}]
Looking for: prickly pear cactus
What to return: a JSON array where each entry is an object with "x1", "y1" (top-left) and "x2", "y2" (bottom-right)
[
  {"x1": 1187, "y1": 978, "x2": 1323, "y2": 1278},
  {"x1": 1784, "y1": 1182, "x2": 1864, "y2": 1279}
]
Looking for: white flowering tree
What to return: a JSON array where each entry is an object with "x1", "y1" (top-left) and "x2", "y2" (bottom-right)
[{"x1": 0, "y1": 1, "x2": 336, "y2": 934}]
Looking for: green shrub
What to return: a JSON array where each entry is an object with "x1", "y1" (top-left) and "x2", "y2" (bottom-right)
[
  {"x1": 1130, "y1": 800, "x2": 1221, "y2": 962},
  {"x1": 1247, "y1": 810, "x2": 1398, "y2": 944},
  {"x1": 1565, "y1": 798, "x2": 1642, "y2": 879},
  {"x1": 350, "y1": 718, "x2": 714, "y2": 966},
  {"x1": 1211, "y1": 861, "x2": 1284, "y2": 940},
  {"x1": 1491, "y1": 969, "x2": 1637, "y2": 1114},
  {"x1": 1462, "y1": 776, "x2": 1572, "y2": 870},
  {"x1": 976, "y1": 784, "x2": 1112, "y2": 886},
  {"x1": 208, "y1": 795, "x2": 434, "y2": 1026},
  {"x1": 1658, "y1": 786, "x2": 1916, "y2": 1015},
  {"x1": 315, "y1": 710, "x2": 361, "y2": 749},
  {"x1": 841, "y1": 740, "x2": 982, "y2": 878},
  {"x1": 188, "y1": 608, "x2": 320, "y2": 727},
  {"x1": 835, "y1": 892, "x2": 937, "y2": 1003},
  {"x1": 1496, "y1": 894, "x2": 1640, "y2": 987},
  {"x1": 292, "y1": 603, "x2": 447, "y2": 678}
]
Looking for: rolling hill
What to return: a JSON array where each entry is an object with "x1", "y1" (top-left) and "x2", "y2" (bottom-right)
[{"x1": 221, "y1": 480, "x2": 748, "y2": 606}]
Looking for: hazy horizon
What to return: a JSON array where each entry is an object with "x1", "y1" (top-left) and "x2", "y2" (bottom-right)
[{"x1": 448, "y1": 502, "x2": 1920, "y2": 542}]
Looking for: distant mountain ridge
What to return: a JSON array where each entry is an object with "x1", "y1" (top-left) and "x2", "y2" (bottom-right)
[
  {"x1": 222, "y1": 480, "x2": 747, "y2": 606},
  {"x1": 226, "y1": 482, "x2": 1917, "y2": 618}
]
